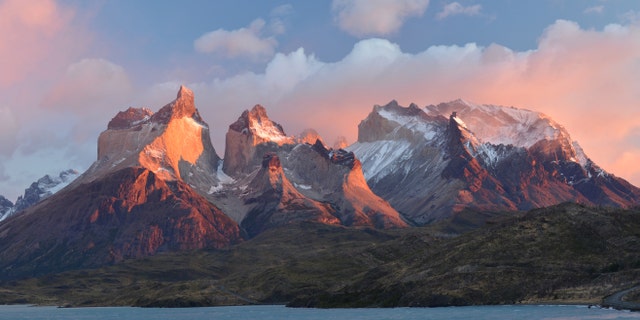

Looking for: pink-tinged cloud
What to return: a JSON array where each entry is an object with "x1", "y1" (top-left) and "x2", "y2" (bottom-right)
[
  {"x1": 194, "y1": 19, "x2": 277, "y2": 60},
  {"x1": 332, "y1": 0, "x2": 429, "y2": 37},
  {"x1": 171, "y1": 20, "x2": 640, "y2": 188},
  {"x1": 42, "y1": 58, "x2": 133, "y2": 114},
  {"x1": 437, "y1": 2, "x2": 482, "y2": 20},
  {"x1": 0, "y1": 0, "x2": 86, "y2": 87}
]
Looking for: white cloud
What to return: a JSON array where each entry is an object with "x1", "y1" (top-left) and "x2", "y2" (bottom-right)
[
  {"x1": 437, "y1": 2, "x2": 482, "y2": 20},
  {"x1": 583, "y1": 5, "x2": 604, "y2": 14},
  {"x1": 194, "y1": 19, "x2": 277, "y2": 60},
  {"x1": 332, "y1": 0, "x2": 429, "y2": 37}
]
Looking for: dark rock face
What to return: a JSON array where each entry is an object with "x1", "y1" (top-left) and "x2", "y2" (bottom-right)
[
  {"x1": 214, "y1": 107, "x2": 407, "y2": 234},
  {"x1": 0, "y1": 167, "x2": 242, "y2": 280},
  {"x1": 283, "y1": 143, "x2": 407, "y2": 228},
  {"x1": 241, "y1": 153, "x2": 339, "y2": 237},
  {"x1": 0, "y1": 87, "x2": 242, "y2": 280},
  {"x1": 349, "y1": 100, "x2": 640, "y2": 224},
  {"x1": 223, "y1": 105, "x2": 294, "y2": 177}
]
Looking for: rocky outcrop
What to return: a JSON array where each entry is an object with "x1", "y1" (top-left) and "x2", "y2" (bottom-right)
[
  {"x1": 214, "y1": 107, "x2": 407, "y2": 234},
  {"x1": 223, "y1": 105, "x2": 295, "y2": 177},
  {"x1": 349, "y1": 100, "x2": 640, "y2": 224},
  {"x1": 0, "y1": 167, "x2": 241, "y2": 279},
  {"x1": 241, "y1": 153, "x2": 339, "y2": 237},
  {"x1": 0, "y1": 86, "x2": 243, "y2": 280},
  {"x1": 88, "y1": 85, "x2": 221, "y2": 195},
  {"x1": 284, "y1": 141, "x2": 407, "y2": 228}
]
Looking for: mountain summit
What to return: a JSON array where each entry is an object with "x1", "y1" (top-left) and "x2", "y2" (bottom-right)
[
  {"x1": 0, "y1": 89, "x2": 638, "y2": 280},
  {"x1": 0, "y1": 86, "x2": 241, "y2": 279},
  {"x1": 349, "y1": 99, "x2": 640, "y2": 224},
  {"x1": 88, "y1": 85, "x2": 221, "y2": 192},
  {"x1": 215, "y1": 105, "x2": 407, "y2": 232}
]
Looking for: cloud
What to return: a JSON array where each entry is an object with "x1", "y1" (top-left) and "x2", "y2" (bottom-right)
[
  {"x1": 0, "y1": 0, "x2": 92, "y2": 199},
  {"x1": 332, "y1": 0, "x2": 429, "y2": 37},
  {"x1": 0, "y1": 106, "x2": 18, "y2": 155},
  {"x1": 0, "y1": 163, "x2": 8, "y2": 183},
  {"x1": 178, "y1": 19, "x2": 640, "y2": 188},
  {"x1": 194, "y1": 19, "x2": 278, "y2": 60},
  {"x1": 42, "y1": 58, "x2": 133, "y2": 114},
  {"x1": 0, "y1": 0, "x2": 86, "y2": 87},
  {"x1": 436, "y1": 2, "x2": 482, "y2": 20},
  {"x1": 583, "y1": 5, "x2": 604, "y2": 14},
  {"x1": 621, "y1": 10, "x2": 640, "y2": 24},
  {"x1": 269, "y1": 4, "x2": 294, "y2": 35}
]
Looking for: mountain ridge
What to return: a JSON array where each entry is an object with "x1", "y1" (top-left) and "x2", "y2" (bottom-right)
[
  {"x1": 349, "y1": 99, "x2": 640, "y2": 224},
  {"x1": 0, "y1": 86, "x2": 638, "y2": 281}
]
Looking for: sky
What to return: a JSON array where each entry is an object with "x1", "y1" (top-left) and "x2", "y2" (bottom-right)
[{"x1": 1, "y1": 0, "x2": 639, "y2": 201}]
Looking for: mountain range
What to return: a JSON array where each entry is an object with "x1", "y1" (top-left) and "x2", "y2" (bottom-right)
[
  {"x1": 349, "y1": 99, "x2": 639, "y2": 224},
  {"x1": 0, "y1": 86, "x2": 638, "y2": 279},
  {"x1": 0, "y1": 169, "x2": 79, "y2": 222}
]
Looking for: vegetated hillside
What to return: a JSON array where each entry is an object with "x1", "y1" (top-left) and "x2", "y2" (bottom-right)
[
  {"x1": 300, "y1": 202, "x2": 640, "y2": 307},
  {"x1": 1, "y1": 203, "x2": 639, "y2": 308},
  {"x1": 0, "y1": 222, "x2": 408, "y2": 307}
]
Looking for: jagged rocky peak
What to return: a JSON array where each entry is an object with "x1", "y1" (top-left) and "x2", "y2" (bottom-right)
[
  {"x1": 228, "y1": 104, "x2": 293, "y2": 145},
  {"x1": 311, "y1": 139, "x2": 357, "y2": 169},
  {"x1": 262, "y1": 152, "x2": 281, "y2": 171},
  {"x1": 357, "y1": 100, "x2": 446, "y2": 144},
  {"x1": 375, "y1": 100, "x2": 423, "y2": 117},
  {"x1": 432, "y1": 99, "x2": 588, "y2": 167},
  {"x1": 151, "y1": 85, "x2": 203, "y2": 125},
  {"x1": 284, "y1": 141, "x2": 407, "y2": 228},
  {"x1": 107, "y1": 107, "x2": 153, "y2": 130},
  {"x1": 223, "y1": 105, "x2": 295, "y2": 177},
  {"x1": 0, "y1": 166, "x2": 242, "y2": 278},
  {"x1": 350, "y1": 99, "x2": 640, "y2": 224},
  {"x1": 297, "y1": 128, "x2": 324, "y2": 145},
  {"x1": 91, "y1": 85, "x2": 221, "y2": 190},
  {"x1": 241, "y1": 151, "x2": 340, "y2": 237},
  {"x1": 8, "y1": 169, "x2": 80, "y2": 218},
  {"x1": 427, "y1": 99, "x2": 579, "y2": 153}
]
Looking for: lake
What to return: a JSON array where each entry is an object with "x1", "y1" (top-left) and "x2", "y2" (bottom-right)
[{"x1": 2, "y1": 304, "x2": 639, "y2": 319}]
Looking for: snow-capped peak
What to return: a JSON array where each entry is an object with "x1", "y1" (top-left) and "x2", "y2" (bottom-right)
[
  {"x1": 374, "y1": 101, "x2": 442, "y2": 142},
  {"x1": 0, "y1": 169, "x2": 80, "y2": 221},
  {"x1": 234, "y1": 105, "x2": 295, "y2": 145},
  {"x1": 426, "y1": 100, "x2": 575, "y2": 149}
]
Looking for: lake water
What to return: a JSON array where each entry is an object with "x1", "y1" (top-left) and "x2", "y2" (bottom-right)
[{"x1": 2, "y1": 304, "x2": 640, "y2": 319}]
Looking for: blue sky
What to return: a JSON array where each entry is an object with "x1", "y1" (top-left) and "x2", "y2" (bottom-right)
[{"x1": 1, "y1": 0, "x2": 639, "y2": 200}]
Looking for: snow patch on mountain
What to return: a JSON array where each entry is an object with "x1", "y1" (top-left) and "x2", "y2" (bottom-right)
[
  {"x1": 0, "y1": 169, "x2": 79, "y2": 221},
  {"x1": 347, "y1": 140, "x2": 413, "y2": 182},
  {"x1": 251, "y1": 119, "x2": 291, "y2": 144},
  {"x1": 377, "y1": 108, "x2": 439, "y2": 141},
  {"x1": 426, "y1": 99, "x2": 570, "y2": 149}
]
